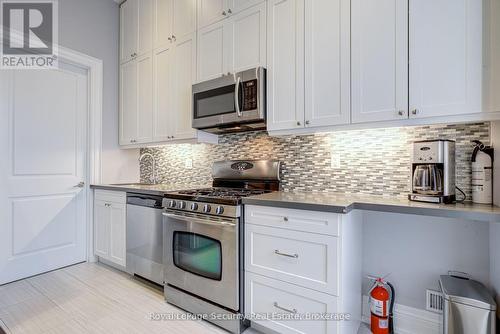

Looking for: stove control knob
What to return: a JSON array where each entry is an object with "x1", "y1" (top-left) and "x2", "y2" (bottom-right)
[
  {"x1": 168, "y1": 200, "x2": 176, "y2": 208},
  {"x1": 203, "y1": 204, "x2": 212, "y2": 213},
  {"x1": 178, "y1": 201, "x2": 186, "y2": 209},
  {"x1": 191, "y1": 203, "x2": 198, "y2": 211},
  {"x1": 215, "y1": 206, "x2": 224, "y2": 215}
]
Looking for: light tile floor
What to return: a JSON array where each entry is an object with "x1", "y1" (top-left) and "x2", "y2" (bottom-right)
[{"x1": 0, "y1": 262, "x2": 260, "y2": 334}]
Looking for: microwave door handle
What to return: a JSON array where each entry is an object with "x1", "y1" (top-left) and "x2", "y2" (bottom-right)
[
  {"x1": 235, "y1": 76, "x2": 242, "y2": 117},
  {"x1": 162, "y1": 212, "x2": 237, "y2": 227}
]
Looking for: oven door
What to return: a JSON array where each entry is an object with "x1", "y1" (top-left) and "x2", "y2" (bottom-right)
[{"x1": 163, "y1": 210, "x2": 239, "y2": 311}]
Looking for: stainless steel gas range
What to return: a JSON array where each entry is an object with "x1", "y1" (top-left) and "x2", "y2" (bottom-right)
[{"x1": 162, "y1": 160, "x2": 281, "y2": 333}]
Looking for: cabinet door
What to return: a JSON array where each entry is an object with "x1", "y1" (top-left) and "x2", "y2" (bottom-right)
[
  {"x1": 172, "y1": 0, "x2": 196, "y2": 40},
  {"x1": 154, "y1": 0, "x2": 173, "y2": 49},
  {"x1": 227, "y1": 2, "x2": 266, "y2": 74},
  {"x1": 94, "y1": 201, "x2": 110, "y2": 259},
  {"x1": 173, "y1": 34, "x2": 197, "y2": 139},
  {"x1": 351, "y1": 0, "x2": 408, "y2": 123},
  {"x1": 304, "y1": 0, "x2": 350, "y2": 128},
  {"x1": 138, "y1": 0, "x2": 153, "y2": 56},
  {"x1": 229, "y1": 0, "x2": 263, "y2": 14},
  {"x1": 197, "y1": 0, "x2": 227, "y2": 29},
  {"x1": 137, "y1": 53, "x2": 154, "y2": 143},
  {"x1": 120, "y1": 0, "x2": 138, "y2": 64},
  {"x1": 119, "y1": 60, "x2": 138, "y2": 145},
  {"x1": 197, "y1": 21, "x2": 226, "y2": 82},
  {"x1": 409, "y1": 0, "x2": 482, "y2": 118},
  {"x1": 266, "y1": 0, "x2": 305, "y2": 131},
  {"x1": 153, "y1": 46, "x2": 175, "y2": 142},
  {"x1": 109, "y1": 203, "x2": 126, "y2": 267}
]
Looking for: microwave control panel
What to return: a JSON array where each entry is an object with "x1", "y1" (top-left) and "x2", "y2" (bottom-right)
[{"x1": 241, "y1": 79, "x2": 258, "y2": 111}]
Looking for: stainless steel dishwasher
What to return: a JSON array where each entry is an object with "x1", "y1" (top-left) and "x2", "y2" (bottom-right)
[{"x1": 126, "y1": 193, "x2": 164, "y2": 285}]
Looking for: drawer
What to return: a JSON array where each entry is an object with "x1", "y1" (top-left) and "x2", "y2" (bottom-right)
[
  {"x1": 245, "y1": 224, "x2": 339, "y2": 295},
  {"x1": 94, "y1": 189, "x2": 126, "y2": 204},
  {"x1": 245, "y1": 272, "x2": 339, "y2": 334},
  {"x1": 245, "y1": 205, "x2": 340, "y2": 236}
]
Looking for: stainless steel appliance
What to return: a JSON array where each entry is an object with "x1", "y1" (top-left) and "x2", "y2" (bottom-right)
[
  {"x1": 126, "y1": 193, "x2": 164, "y2": 285},
  {"x1": 163, "y1": 160, "x2": 281, "y2": 333},
  {"x1": 439, "y1": 274, "x2": 496, "y2": 334},
  {"x1": 409, "y1": 140, "x2": 456, "y2": 203},
  {"x1": 192, "y1": 67, "x2": 266, "y2": 134}
]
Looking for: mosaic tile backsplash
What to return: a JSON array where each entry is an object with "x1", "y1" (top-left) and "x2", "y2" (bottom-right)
[{"x1": 140, "y1": 123, "x2": 490, "y2": 199}]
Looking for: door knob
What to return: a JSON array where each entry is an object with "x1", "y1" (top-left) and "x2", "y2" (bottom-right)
[{"x1": 75, "y1": 182, "x2": 85, "y2": 188}]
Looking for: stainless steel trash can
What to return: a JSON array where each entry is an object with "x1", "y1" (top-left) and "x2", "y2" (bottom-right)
[{"x1": 439, "y1": 275, "x2": 496, "y2": 334}]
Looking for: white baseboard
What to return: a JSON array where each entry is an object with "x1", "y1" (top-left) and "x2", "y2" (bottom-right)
[{"x1": 362, "y1": 296, "x2": 441, "y2": 334}]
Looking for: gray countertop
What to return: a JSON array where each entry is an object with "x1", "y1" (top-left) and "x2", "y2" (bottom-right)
[
  {"x1": 90, "y1": 183, "x2": 211, "y2": 196},
  {"x1": 242, "y1": 192, "x2": 500, "y2": 222},
  {"x1": 91, "y1": 184, "x2": 500, "y2": 222}
]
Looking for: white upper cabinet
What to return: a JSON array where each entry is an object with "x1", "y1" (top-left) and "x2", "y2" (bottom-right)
[
  {"x1": 227, "y1": 2, "x2": 266, "y2": 74},
  {"x1": 304, "y1": 0, "x2": 350, "y2": 127},
  {"x1": 409, "y1": 0, "x2": 482, "y2": 118},
  {"x1": 197, "y1": 21, "x2": 226, "y2": 82},
  {"x1": 172, "y1": 33, "x2": 198, "y2": 139},
  {"x1": 351, "y1": 0, "x2": 408, "y2": 123},
  {"x1": 119, "y1": 60, "x2": 138, "y2": 145},
  {"x1": 154, "y1": 0, "x2": 173, "y2": 49},
  {"x1": 138, "y1": 0, "x2": 153, "y2": 56},
  {"x1": 120, "y1": 0, "x2": 138, "y2": 63},
  {"x1": 172, "y1": 0, "x2": 197, "y2": 40},
  {"x1": 197, "y1": 3, "x2": 266, "y2": 83},
  {"x1": 198, "y1": 0, "x2": 227, "y2": 28},
  {"x1": 266, "y1": 0, "x2": 304, "y2": 131},
  {"x1": 153, "y1": 45, "x2": 175, "y2": 142},
  {"x1": 136, "y1": 53, "x2": 154, "y2": 143}
]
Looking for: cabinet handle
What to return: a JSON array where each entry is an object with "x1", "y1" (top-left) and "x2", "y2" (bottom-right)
[
  {"x1": 296, "y1": 121, "x2": 301, "y2": 126},
  {"x1": 168, "y1": 37, "x2": 172, "y2": 42},
  {"x1": 172, "y1": 35, "x2": 176, "y2": 42},
  {"x1": 105, "y1": 203, "x2": 111, "y2": 207},
  {"x1": 411, "y1": 109, "x2": 419, "y2": 115},
  {"x1": 273, "y1": 302, "x2": 297, "y2": 314},
  {"x1": 305, "y1": 120, "x2": 310, "y2": 125},
  {"x1": 283, "y1": 217, "x2": 289, "y2": 222},
  {"x1": 222, "y1": 10, "x2": 227, "y2": 16},
  {"x1": 274, "y1": 249, "x2": 299, "y2": 259},
  {"x1": 227, "y1": 8, "x2": 232, "y2": 14},
  {"x1": 398, "y1": 110, "x2": 406, "y2": 116}
]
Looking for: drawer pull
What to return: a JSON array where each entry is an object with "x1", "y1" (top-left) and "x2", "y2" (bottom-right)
[
  {"x1": 283, "y1": 217, "x2": 289, "y2": 222},
  {"x1": 274, "y1": 249, "x2": 299, "y2": 259},
  {"x1": 273, "y1": 302, "x2": 297, "y2": 314}
]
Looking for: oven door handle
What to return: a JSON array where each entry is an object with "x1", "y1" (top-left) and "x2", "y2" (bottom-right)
[
  {"x1": 162, "y1": 212, "x2": 237, "y2": 227},
  {"x1": 235, "y1": 76, "x2": 242, "y2": 117}
]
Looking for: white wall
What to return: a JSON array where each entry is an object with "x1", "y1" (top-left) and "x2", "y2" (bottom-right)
[
  {"x1": 362, "y1": 211, "x2": 490, "y2": 310},
  {"x1": 59, "y1": 0, "x2": 139, "y2": 183}
]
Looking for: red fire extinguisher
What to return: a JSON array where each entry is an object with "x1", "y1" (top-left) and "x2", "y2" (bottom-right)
[{"x1": 369, "y1": 277, "x2": 395, "y2": 334}]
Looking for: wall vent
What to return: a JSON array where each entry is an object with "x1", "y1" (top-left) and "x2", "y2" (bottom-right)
[{"x1": 426, "y1": 289, "x2": 444, "y2": 313}]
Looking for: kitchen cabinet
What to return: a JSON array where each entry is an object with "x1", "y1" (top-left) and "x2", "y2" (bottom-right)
[
  {"x1": 119, "y1": 52, "x2": 153, "y2": 145},
  {"x1": 267, "y1": 0, "x2": 350, "y2": 132},
  {"x1": 94, "y1": 190, "x2": 126, "y2": 268},
  {"x1": 154, "y1": 33, "x2": 198, "y2": 142},
  {"x1": 120, "y1": 0, "x2": 153, "y2": 63},
  {"x1": 351, "y1": 0, "x2": 408, "y2": 123},
  {"x1": 197, "y1": 2, "x2": 266, "y2": 82},
  {"x1": 155, "y1": 0, "x2": 196, "y2": 50},
  {"x1": 197, "y1": 0, "x2": 263, "y2": 30},
  {"x1": 244, "y1": 205, "x2": 362, "y2": 334},
  {"x1": 266, "y1": 0, "x2": 304, "y2": 131},
  {"x1": 304, "y1": 0, "x2": 350, "y2": 127},
  {"x1": 409, "y1": 0, "x2": 482, "y2": 119}
]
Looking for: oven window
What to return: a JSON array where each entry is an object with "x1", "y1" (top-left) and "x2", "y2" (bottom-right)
[
  {"x1": 173, "y1": 232, "x2": 222, "y2": 281},
  {"x1": 194, "y1": 85, "x2": 235, "y2": 118}
]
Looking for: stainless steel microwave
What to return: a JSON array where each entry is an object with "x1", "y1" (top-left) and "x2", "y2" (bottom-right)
[{"x1": 192, "y1": 67, "x2": 266, "y2": 134}]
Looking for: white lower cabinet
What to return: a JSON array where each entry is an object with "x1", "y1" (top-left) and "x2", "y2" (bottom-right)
[
  {"x1": 245, "y1": 205, "x2": 362, "y2": 334},
  {"x1": 94, "y1": 190, "x2": 126, "y2": 267}
]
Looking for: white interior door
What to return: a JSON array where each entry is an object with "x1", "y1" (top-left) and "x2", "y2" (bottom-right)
[{"x1": 0, "y1": 61, "x2": 88, "y2": 285}]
